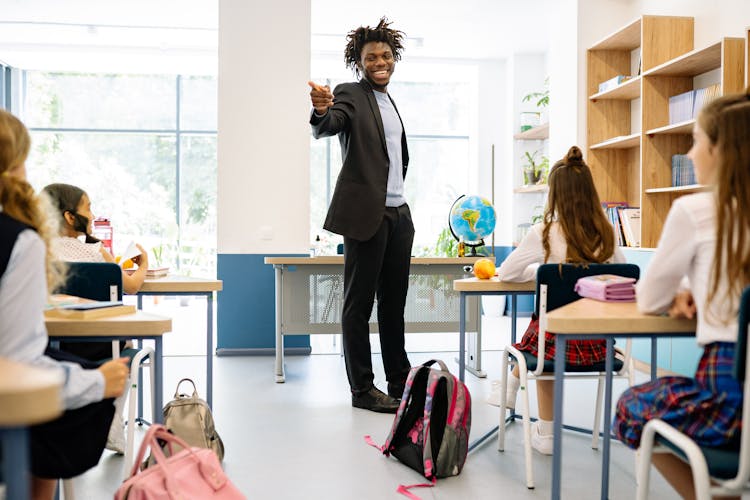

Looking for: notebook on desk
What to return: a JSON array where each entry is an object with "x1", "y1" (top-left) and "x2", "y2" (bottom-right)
[{"x1": 45, "y1": 294, "x2": 136, "y2": 319}]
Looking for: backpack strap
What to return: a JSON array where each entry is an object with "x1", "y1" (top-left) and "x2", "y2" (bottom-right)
[
  {"x1": 363, "y1": 435, "x2": 384, "y2": 452},
  {"x1": 421, "y1": 359, "x2": 450, "y2": 372},
  {"x1": 396, "y1": 477, "x2": 437, "y2": 500}
]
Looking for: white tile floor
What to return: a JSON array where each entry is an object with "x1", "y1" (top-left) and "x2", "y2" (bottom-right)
[{"x1": 64, "y1": 311, "x2": 692, "y2": 499}]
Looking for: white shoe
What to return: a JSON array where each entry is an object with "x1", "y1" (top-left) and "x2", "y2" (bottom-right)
[
  {"x1": 486, "y1": 380, "x2": 517, "y2": 410},
  {"x1": 106, "y1": 419, "x2": 126, "y2": 455},
  {"x1": 531, "y1": 421, "x2": 554, "y2": 455}
]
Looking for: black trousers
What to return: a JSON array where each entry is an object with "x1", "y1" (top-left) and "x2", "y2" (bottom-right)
[{"x1": 342, "y1": 204, "x2": 414, "y2": 394}]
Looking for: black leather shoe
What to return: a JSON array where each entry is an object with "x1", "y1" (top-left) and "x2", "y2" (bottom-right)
[
  {"x1": 387, "y1": 381, "x2": 405, "y2": 399},
  {"x1": 352, "y1": 387, "x2": 400, "y2": 413}
]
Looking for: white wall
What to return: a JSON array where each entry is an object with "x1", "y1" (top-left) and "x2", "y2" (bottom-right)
[{"x1": 217, "y1": 0, "x2": 311, "y2": 254}]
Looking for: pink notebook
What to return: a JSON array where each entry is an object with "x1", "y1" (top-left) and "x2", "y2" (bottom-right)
[{"x1": 574, "y1": 274, "x2": 636, "y2": 302}]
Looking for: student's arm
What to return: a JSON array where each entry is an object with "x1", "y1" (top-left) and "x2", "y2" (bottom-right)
[
  {"x1": 497, "y1": 225, "x2": 543, "y2": 282},
  {"x1": 636, "y1": 202, "x2": 696, "y2": 315},
  {"x1": 100, "y1": 243, "x2": 149, "y2": 295}
]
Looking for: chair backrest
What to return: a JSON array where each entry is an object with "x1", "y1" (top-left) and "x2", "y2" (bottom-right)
[
  {"x1": 56, "y1": 262, "x2": 123, "y2": 301},
  {"x1": 733, "y1": 286, "x2": 750, "y2": 382},
  {"x1": 535, "y1": 263, "x2": 641, "y2": 314}
]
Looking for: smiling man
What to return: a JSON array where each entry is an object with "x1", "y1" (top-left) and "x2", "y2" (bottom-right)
[{"x1": 308, "y1": 18, "x2": 412, "y2": 413}]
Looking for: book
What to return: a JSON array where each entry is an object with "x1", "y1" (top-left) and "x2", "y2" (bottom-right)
[
  {"x1": 574, "y1": 275, "x2": 636, "y2": 302},
  {"x1": 45, "y1": 294, "x2": 136, "y2": 319},
  {"x1": 124, "y1": 266, "x2": 170, "y2": 278},
  {"x1": 598, "y1": 75, "x2": 633, "y2": 93},
  {"x1": 621, "y1": 208, "x2": 641, "y2": 247}
]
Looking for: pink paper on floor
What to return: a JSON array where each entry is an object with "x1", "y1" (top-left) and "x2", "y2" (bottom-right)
[{"x1": 574, "y1": 274, "x2": 636, "y2": 302}]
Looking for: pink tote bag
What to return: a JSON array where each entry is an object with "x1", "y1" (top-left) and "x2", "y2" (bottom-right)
[{"x1": 115, "y1": 424, "x2": 245, "y2": 500}]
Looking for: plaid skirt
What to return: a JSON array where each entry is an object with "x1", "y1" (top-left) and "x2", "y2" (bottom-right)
[
  {"x1": 513, "y1": 314, "x2": 610, "y2": 366},
  {"x1": 613, "y1": 342, "x2": 742, "y2": 450}
]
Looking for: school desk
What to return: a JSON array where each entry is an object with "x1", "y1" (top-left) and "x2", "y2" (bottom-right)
[
  {"x1": 135, "y1": 276, "x2": 222, "y2": 408},
  {"x1": 453, "y1": 277, "x2": 536, "y2": 450},
  {"x1": 546, "y1": 298, "x2": 696, "y2": 500},
  {"x1": 265, "y1": 256, "x2": 482, "y2": 383},
  {"x1": 45, "y1": 311, "x2": 172, "y2": 424},
  {"x1": 0, "y1": 357, "x2": 63, "y2": 500}
]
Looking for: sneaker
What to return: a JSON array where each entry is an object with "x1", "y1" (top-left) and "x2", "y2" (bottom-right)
[
  {"x1": 352, "y1": 387, "x2": 400, "y2": 413},
  {"x1": 486, "y1": 380, "x2": 517, "y2": 410},
  {"x1": 106, "y1": 419, "x2": 126, "y2": 455},
  {"x1": 531, "y1": 421, "x2": 554, "y2": 456}
]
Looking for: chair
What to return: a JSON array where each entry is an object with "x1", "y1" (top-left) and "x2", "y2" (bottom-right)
[
  {"x1": 636, "y1": 286, "x2": 750, "y2": 500},
  {"x1": 498, "y1": 263, "x2": 640, "y2": 489},
  {"x1": 55, "y1": 262, "x2": 155, "y2": 479}
]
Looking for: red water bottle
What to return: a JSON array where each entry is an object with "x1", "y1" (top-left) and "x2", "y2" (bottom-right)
[{"x1": 93, "y1": 217, "x2": 113, "y2": 254}]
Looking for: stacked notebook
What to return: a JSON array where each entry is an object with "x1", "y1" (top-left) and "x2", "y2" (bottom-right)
[{"x1": 574, "y1": 275, "x2": 636, "y2": 302}]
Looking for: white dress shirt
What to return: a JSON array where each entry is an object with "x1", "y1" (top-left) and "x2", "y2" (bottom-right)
[{"x1": 0, "y1": 229, "x2": 105, "y2": 409}]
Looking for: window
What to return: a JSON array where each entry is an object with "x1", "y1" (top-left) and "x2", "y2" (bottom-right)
[
  {"x1": 309, "y1": 61, "x2": 476, "y2": 255},
  {"x1": 22, "y1": 71, "x2": 217, "y2": 276}
]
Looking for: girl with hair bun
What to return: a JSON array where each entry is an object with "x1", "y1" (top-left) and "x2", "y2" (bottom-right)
[
  {"x1": 488, "y1": 145, "x2": 625, "y2": 455},
  {"x1": 613, "y1": 89, "x2": 750, "y2": 499},
  {"x1": 0, "y1": 109, "x2": 129, "y2": 500}
]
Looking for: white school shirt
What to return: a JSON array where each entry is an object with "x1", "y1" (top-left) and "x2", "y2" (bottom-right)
[
  {"x1": 52, "y1": 236, "x2": 105, "y2": 262},
  {"x1": 636, "y1": 192, "x2": 737, "y2": 345},
  {"x1": 0, "y1": 229, "x2": 105, "y2": 409},
  {"x1": 497, "y1": 221, "x2": 626, "y2": 282}
]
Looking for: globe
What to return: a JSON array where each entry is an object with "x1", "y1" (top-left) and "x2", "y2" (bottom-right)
[{"x1": 448, "y1": 195, "x2": 497, "y2": 254}]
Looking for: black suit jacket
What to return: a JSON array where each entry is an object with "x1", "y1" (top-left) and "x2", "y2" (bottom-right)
[{"x1": 310, "y1": 78, "x2": 409, "y2": 241}]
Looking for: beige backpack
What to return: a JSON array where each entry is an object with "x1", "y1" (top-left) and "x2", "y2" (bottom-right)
[{"x1": 159, "y1": 378, "x2": 225, "y2": 461}]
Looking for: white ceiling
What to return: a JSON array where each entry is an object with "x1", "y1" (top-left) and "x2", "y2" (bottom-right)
[{"x1": 0, "y1": 0, "x2": 552, "y2": 72}]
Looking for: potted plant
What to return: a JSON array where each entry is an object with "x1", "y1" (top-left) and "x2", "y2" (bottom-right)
[
  {"x1": 522, "y1": 151, "x2": 549, "y2": 186},
  {"x1": 521, "y1": 77, "x2": 550, "y2": 127}
]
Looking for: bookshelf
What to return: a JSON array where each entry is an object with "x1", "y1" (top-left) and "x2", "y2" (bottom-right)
[
  {"x1": 513, "y1": 122, "x2": 549, "y2": 140},
  {"x1": 514, "y1": 185, "x2": 549, "y2": 194},
  {"x1": 587, "y1": 15, "x2": 745, "y2": 247}
]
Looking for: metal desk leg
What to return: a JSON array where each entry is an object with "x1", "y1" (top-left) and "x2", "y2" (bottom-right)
[
  {"x1": 206, "y1": 292, "x2": 213, "y2": 408},
  {"x1": 551, "y1": 337, "x2": 566, "y2": 500},
  {"x1": 137, "y1": 295, "x2": 144, "y2": 422},
  {"x1": 2, "y1": 428, "x2": 29, "y2": 500},
  {"x1": 274, "y1": 265, "x2": 285, "y2": 383},
  {"x1": 651, "y1": 338, "x2": 658, "y2": 381},
  {"x1": 459, "y1": 292, "x2": 466, "y2": 383},
  {"x1": 601, "y1": 337, "x2": 615, "y2": 500},
  {"x1": 511, "y1": 294, "x2": 518, "y2": 344},
  {"x1": 154, "y1": 336, "x2": 163, "y2": 424},
  {"x1": 465, "y1": 295, "x2": 487, "y2": 378}
]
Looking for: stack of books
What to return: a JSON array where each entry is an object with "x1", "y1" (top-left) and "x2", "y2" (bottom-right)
[
  {"x1": 574, "y1": 275, "x2": 636, "y2": 302},
  {"x1": 598, "y1": 75, "x2": 633, "y2": 93},
  {"x1": 602, "y1": 202, "x2": 628, "y2": 247},
  {"x1": 668, "y1": 83, "x2": 721, "y2": 124},
  {"x1": 671, "y1": 154, "x2": 696, "y2": 186},
  {"x1": 124, "y1": 266, "x2": 169, "y2": 278}
]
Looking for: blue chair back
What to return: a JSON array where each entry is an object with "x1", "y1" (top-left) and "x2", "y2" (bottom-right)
[
  {"x1": 57, "y1": 262, "x2": 123, "y2": 301},
  {"x1": 535, "y1": 263, "x2": 640, "y2": 314},
  {"x1": 733, "y1": 286, "x2": 750, "y2": 382}
]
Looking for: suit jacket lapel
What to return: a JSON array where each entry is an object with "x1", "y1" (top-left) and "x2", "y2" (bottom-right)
[{"x1": 359, "y1": 79, "x2": 388, "y2": 157}]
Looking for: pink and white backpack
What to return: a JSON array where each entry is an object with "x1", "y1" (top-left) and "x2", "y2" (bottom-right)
[{"x1": 366, "y1": 359, "x2": 471, "y2": 499}]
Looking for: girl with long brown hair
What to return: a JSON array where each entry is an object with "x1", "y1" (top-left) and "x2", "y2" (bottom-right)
[
  {"x1": 490, "y1": 145, "x2": 625, "y2": 454},
  {"x1": 614, "y1": 90, "x2": 750, "y2": 499}
]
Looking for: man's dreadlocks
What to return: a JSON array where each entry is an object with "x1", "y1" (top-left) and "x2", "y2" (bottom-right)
[{"x1": 344, "y1": 17, "x2": 405, "y2": 79}]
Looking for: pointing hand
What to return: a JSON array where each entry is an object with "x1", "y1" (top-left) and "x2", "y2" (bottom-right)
[{"x1": 308, "y1": 81, "x2": 334, "y2": 115}]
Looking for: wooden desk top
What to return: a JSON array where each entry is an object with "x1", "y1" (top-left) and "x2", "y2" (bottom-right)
[
  {"x1": 264, "y1": 256, "x2": 483, "y2": 266},
  {"x1": 46, "y1": 310, "x2": 172, "y2": 337},
  {"x1": 453, "y1": 277, "x2": 536, "y2": 292},
  {"x1": 139, "y1": 275, "x2": 223, "y2": 293},
  {"x1": 0, "y1": 358, "x2": 63, "y2": 426},
  {"x1": 546, "y1": 298, "x2": 696, "y2": 335}
]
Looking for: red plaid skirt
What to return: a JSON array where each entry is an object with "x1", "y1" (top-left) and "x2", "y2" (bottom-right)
[
  {"x1": 613, "y1": 342, "x2": 742, "y2": 449},
  {"x1": 512, "y1": 314, "x2": 609, "y2": 366}
]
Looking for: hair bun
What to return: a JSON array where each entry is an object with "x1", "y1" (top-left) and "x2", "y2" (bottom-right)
[{"x1": 565, "y1": 146, "x2": 584, "y2": 163}]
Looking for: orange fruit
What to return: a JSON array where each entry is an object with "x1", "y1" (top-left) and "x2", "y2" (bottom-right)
[
  {"x1": 122, "y1": 258, "x2": 134, "y2": 269},
  {"x1": 473, "y1": 258, "x2": 496, "y2": 279}
]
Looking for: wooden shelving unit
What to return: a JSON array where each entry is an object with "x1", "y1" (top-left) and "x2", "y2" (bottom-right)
[
  {"x1": 587, "y1": 15, "x2": 745, "y2": 248},
  {"x1": 514, "y1": 185, "x2": 549, "y2": 194},
  {"x1": 513, "y1": 122, "x2": 549, "y2": 140}
]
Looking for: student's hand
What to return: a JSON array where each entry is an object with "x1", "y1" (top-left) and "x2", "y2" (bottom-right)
[
  {"x1": 131, "y1": 244, "x2": 149, "y2": 271},
  {"x1": 669, "y1": 291, "x2": 696, "y2": 319},
  {"x1": 98, "y1": 357, "x2": 129, "y2": 398},
  {"x1": 308, "y1": 81, "x2": 333, "y2": 115}
]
